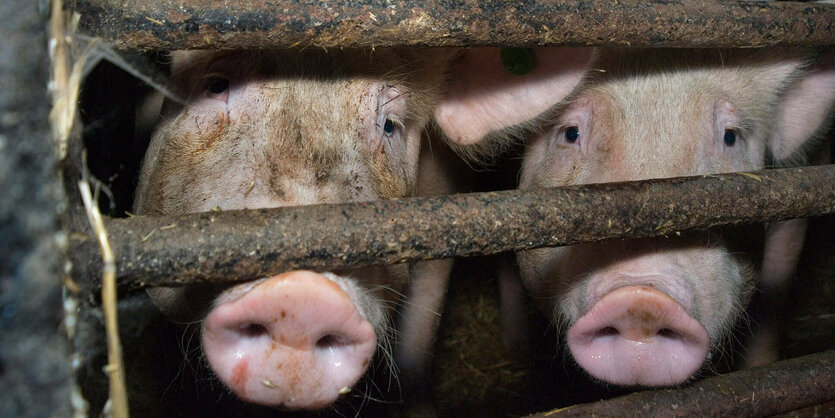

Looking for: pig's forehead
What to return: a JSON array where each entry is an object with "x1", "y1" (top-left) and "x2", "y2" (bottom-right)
[
  {"x1": 596, "y1": 48, "x2": 804, "y2": 75},
  {"x1": 579, "y1": 61, "x2": 793, "y2": 123},
  {"x1": 585, "y1": 49, "x2": 805, "y2": 105}
]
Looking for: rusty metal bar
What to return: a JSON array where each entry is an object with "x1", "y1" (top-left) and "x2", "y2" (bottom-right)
[
  {"x1": 69, "y1": 0, "x2": 835, "y2": 50},
  {"x1": 68, "y1": 165, "x2": 835, "y2": 291},
  {"x1": 530, "y1": 349, "x2": 835, "y2": 417}
]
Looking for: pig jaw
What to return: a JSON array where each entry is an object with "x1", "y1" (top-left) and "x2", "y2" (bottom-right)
[
  {"x1": 519, "y1": 241, "x2": 752, "y2": 386},
  {"x1": 201, "y1": 271, "x2": 379, "y2": 409}
]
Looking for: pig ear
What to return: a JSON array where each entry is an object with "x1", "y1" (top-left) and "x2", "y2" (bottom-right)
[
  {"x1": 769, "y1": 50, "x2": 835, "y2": 161},
  {"x1": 435, "y1": 47, "x2": 595, "y2": 145}
]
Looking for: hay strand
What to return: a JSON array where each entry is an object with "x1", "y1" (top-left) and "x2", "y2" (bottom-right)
[
  {"x1": 51, "y1": 0, "x2": 128, "y2": 415},
  {"x1": 78, "y1": 180, "x2": 129, "y2": 418}
]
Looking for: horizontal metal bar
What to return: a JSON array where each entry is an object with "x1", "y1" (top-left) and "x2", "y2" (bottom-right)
[
  {"x1": 67, "y1": 165, "x2": 835, "y2": 292},
  {"x1": 70, "y1": 0, "x2": 835, "y2": 50},
  {"x1": 531, "y1": 349, "x2": 835, "y2": 417}
]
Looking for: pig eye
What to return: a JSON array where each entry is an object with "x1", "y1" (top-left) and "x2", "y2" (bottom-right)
[
  {"x1": 205, "y1": 76, "x2": 230, "y2": 101},
  {"x1": 723, "y1": 129, "x2": 737, "y2": 147},
  {"x1": 373, "y1": 86, "x2": 406, "y2": 156},
  {"x1": 375, "y1": 115, "x2": 403, "y2": 154},
  {"x1": 208, "y1": 77, "x2": 229, "y2": 94},
  {"x1": 379, "y1": 116, "x2": 402, "y2": 139},
  {"x1": 383, "y1": 119, "x2": 395, "y2": 136},
  {"x1": 565, "y1": 126, "x2": 580, "y2": 143}
]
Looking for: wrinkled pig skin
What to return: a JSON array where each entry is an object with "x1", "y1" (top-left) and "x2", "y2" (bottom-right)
[
  {"x1": 514, "y1": 48, "x2": 835, "y2": 387},
  {"x1": 133, "y1": 48, "x2": 594, "y2": 409}
]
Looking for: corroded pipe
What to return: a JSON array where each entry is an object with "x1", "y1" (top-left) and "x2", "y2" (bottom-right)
[
  {"x1": 70, "y1": 0, "x2": 835, "y2": 50},
  {"x1": 68, "y1": 165, "x2": 835, "y2": 291}
]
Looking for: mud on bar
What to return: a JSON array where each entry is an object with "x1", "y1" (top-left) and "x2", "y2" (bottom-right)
[
  {"x1": 67, "y1": 165, "x2": 835, "y2": 292},
  {"x1": 69, "y1": 0, "x2": 835, "y2": 50}
]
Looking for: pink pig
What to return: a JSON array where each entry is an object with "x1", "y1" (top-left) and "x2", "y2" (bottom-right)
[
  {"x1": 133, "y1": 48, "x2": 593, "y2": 408},
  {"x1": 509, "y1": 48, "x2": 835, "y2": 386}
]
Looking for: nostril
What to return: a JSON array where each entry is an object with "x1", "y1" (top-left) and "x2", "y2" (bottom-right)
[
  {"x1": 238, "y1": 323, "x2": 269, "y2": 338},
  {"x1": 657, "y1": 328, "x2": 682, "y2": 340},
  {"x1": 595, "y1": 326, "x2": 619, "y2": 337},
  {"x1": 316, "y1": 334, "x2": 346, "y2": 349}
]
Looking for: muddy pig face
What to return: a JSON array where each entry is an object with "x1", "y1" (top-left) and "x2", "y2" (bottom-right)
[
  {"x1": 133, "y1": 48, "x2": 595, "y2": 408},
  {"x1": 134, "y1": 49, "x2": 445, "y2": 214},
  {"x1": 133, "y1": 49, "x2": 447, "y2": 409},
  {"x1": 517, "y1": 49, "x2": 835, "y2": 386}
]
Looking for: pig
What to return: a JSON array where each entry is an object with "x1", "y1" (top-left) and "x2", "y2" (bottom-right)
[
  {"x1": 507, "y1": 48, "x2": 835, "y2": 387},
  {"x1": 132, "y1": 47, "x2": 594, "y2": 409},
  {"x1": 443, "y1": 47, "x2": 835, "y2": 387}
]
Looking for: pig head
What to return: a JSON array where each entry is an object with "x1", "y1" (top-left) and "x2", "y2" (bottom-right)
[
  {"x1": 512, "y1": 48, "x2": 835, "y2": 387},
  {"x1": 132, "y1": 48, "x2": 593, "y2": 408}
]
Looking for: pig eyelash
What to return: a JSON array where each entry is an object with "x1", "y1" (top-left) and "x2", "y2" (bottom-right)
[
  {"x1": 382, "y1": 118, "x2": 396, "y2": 136},
  {"x1": 372, "y1": 87, "x2": 407, "y2": 155},
  {"x1": 378, "y1": 117, "x2": 404, "y2": 136}
]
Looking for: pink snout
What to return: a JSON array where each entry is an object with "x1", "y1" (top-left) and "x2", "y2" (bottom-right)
[
  {"x1": 566, "y1": 285, "x2": 709, "y2": 386},
  {"x1": 202, "y1": 271, "x2": 376, "y2": 409}
]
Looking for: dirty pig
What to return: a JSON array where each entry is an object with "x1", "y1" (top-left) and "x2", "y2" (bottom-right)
[
  {"x1": 441, "y1": 47, "x2": 835, "y2": 387},
  {"x1": 513, "y1": 48, "x2": 835, "y2": 387},
  {"x1": 133, "y1": 47, "x2": 594, "y2": 408}
]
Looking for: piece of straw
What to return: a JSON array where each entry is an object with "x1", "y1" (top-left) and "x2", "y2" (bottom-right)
[
  {"x1": 78, "y1": 180, "x2": 129, "y2": 418},
  {"x1": 50, "y1": 0, "x2": 128, "y2": 415}
]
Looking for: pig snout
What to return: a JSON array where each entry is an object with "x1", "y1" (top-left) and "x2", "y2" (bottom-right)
[
  {"x1": 201, "y1": 271, "x2": 377, "y2": 409},
  {"x1": 519, "y1": 238, "x2": 751, "y2": 388},
  {"x1": 566, "y1": 285, "x2": 709, "y2": 387}
]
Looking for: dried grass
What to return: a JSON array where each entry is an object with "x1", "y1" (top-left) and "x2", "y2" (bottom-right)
[
  {"x1": 78, "y1": 181, "x2": 129, "y2": 418},
  {"x1": 50, "y1": 0, "x2": 129, "y2": 416}
]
